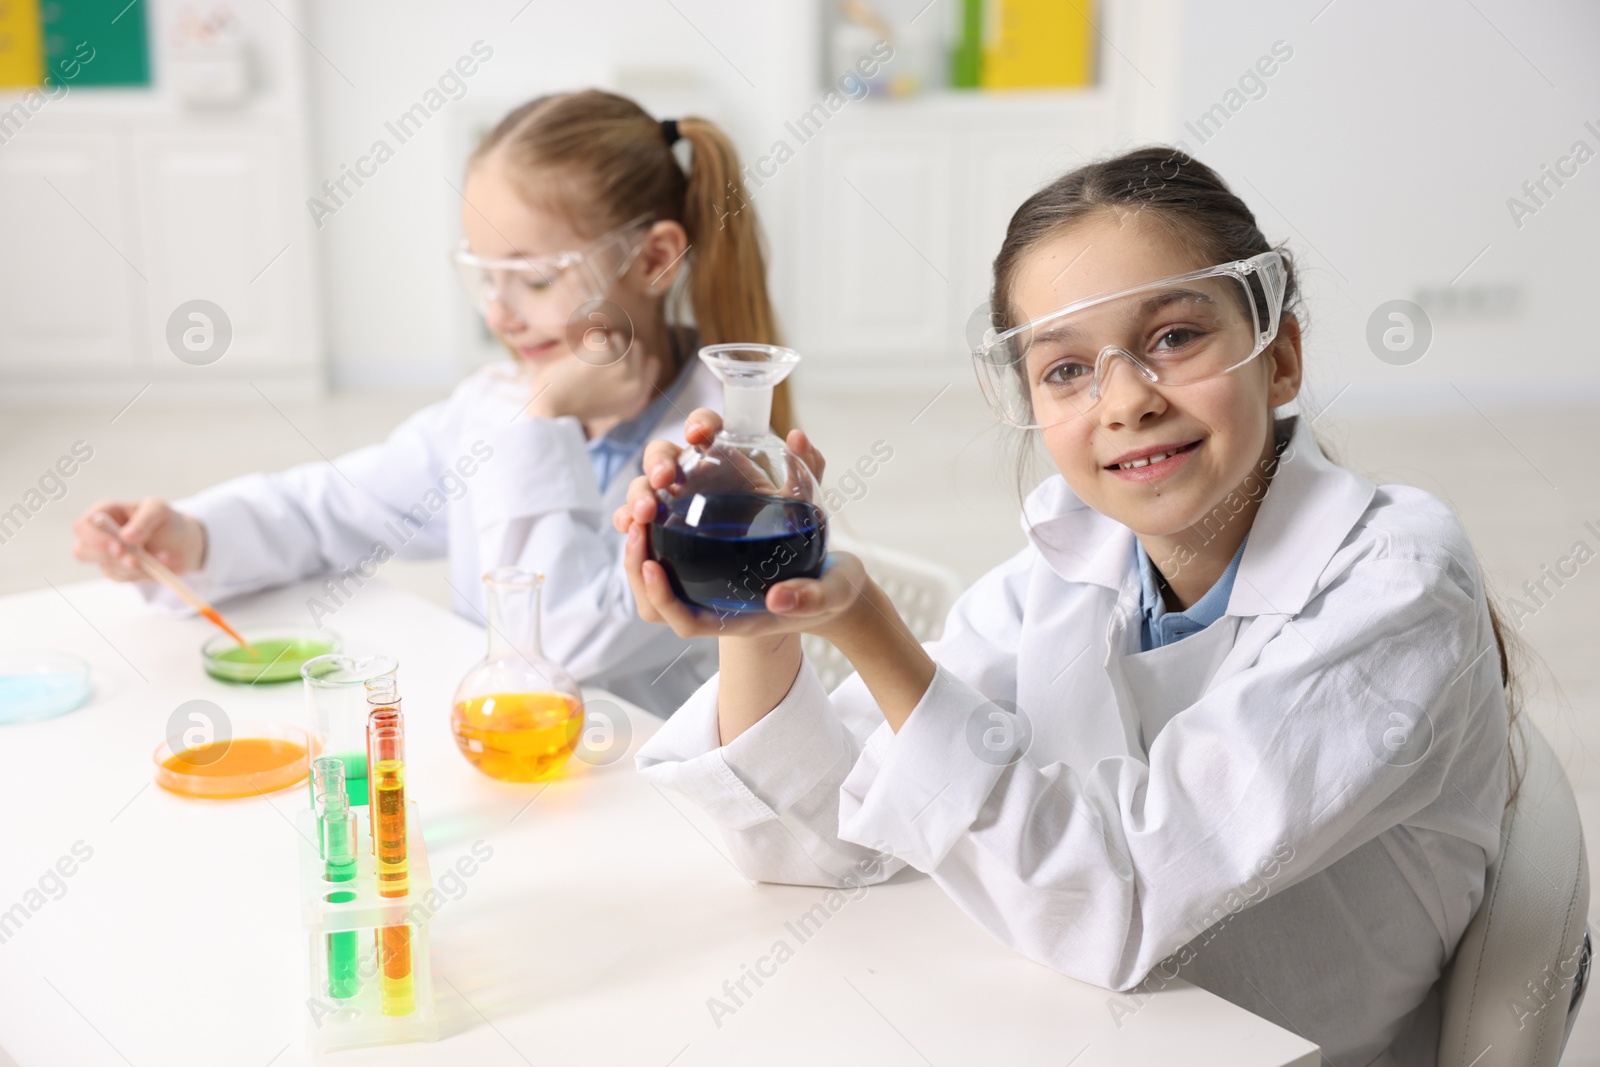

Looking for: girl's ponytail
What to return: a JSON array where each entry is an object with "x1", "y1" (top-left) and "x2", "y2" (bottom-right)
[
  {"x1": 676, "y1": 117, "x2": 791, "y2": 435},
  {"x1": 470, "y1": 90, "x2": 792, "y2": 435}
]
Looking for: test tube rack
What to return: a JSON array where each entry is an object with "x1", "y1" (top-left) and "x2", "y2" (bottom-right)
[{"x1": 295, "y1": 800, "x2": 439, "y2": 1055}]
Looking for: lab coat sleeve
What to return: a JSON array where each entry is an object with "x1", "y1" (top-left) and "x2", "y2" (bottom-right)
[
  {"x1": 835, "y1": 545, "x2": 1497, "y2": 992},
  {"x1": 471, "y1": 414, "x2": 690, "y2": 683},
  {"x1": 634, "y1": 547, "x2": 1036, "y2": 889},
  {"x1": 635, "y1": 659, "x2": 906, "y2": 888},
  {"x1": 144, "y1": 397, "x2": 456, "y2": 610}
]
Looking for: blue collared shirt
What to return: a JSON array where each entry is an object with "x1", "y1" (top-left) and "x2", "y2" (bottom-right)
[
  {"x1": 1135, "y1": 533, "x2": 1248, "y2": 651},
  {"x1": 586, "y1": 355, "x2": 697, "y2": 493}
]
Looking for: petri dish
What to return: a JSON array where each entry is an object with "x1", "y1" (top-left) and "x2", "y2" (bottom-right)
[
  {"x1": 202, "y1": 625, "x2": 340, "y2": 685},
  {"x1": 154, "y1": 722, "x2": 317, "y2": 799},
  {"x1": 0, "y1": 651, "x2": 92, "y2": 725}
]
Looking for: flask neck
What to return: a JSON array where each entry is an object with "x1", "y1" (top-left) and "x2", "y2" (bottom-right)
[
  {"x1": 721, "y1": 383, "x2": 773, "y2": 440},
  {"x1": 484, "y1": 570, "x2": 545, "y2": 662}
]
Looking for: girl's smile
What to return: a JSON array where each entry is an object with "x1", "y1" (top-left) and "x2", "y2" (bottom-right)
[
  {"x1": 516, "y1": 338, "x2": 560, "y2": 361},
  {"x1": 1103, "y1": 437, "x2": 1202, "y2": 481}
]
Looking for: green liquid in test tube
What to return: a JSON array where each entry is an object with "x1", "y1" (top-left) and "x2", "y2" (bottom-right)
[{"x1": 322, "y1": 793, "x2": 360, "y2": 999}]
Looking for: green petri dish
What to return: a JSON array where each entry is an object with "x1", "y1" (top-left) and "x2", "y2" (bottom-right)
[{"x1": 202, "y1": 626, "x2": 341, "y2": 685}]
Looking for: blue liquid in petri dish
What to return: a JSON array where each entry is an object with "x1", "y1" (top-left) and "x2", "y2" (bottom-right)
[
  {"x1": 0, "y1": 670, "x2": 92, "y2": 724},
  {"x1": 650, "y1": 493, "x2": 827, "y2": 613}
]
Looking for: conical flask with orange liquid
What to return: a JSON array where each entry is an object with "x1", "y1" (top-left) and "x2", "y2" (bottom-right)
[{"x1": 450, "y1": 568, "x2": 585, "y2": 781}]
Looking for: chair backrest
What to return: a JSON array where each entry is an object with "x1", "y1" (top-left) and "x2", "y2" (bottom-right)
[
  {"x1": 801, "y1": 534, "x2": 965, "y2": 692},
  {"x1": 1437, "y1": 719, "x2": 1590, "y2": 1066}
]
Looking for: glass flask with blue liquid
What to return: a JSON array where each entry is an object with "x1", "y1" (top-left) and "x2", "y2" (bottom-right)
[{"x1": 650, "y1": 344, "x2": 827, "y2": 614}]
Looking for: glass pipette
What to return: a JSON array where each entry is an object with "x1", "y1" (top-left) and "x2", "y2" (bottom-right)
[{"x1": 89, "y1": 511, "x2": 253, "y2": 651}]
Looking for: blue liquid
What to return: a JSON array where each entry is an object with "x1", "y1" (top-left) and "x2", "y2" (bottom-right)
[
  {"x1": 0, "y1": 672, "x2": 91, "y2": 724},
  {"x1": 651, "y1": 494, "x2": 827, "y2": 613}
]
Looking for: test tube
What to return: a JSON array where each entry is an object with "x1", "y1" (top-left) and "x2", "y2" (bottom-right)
[
  {"x1": 309, "y1": 753, "x2": 345, "y2": 809},
  {"x1": 320, "y1": 793, "x2": 360, "y2": 999},
  {"x1": 371, "y1": 723, "x2": 407, "y2": 894},
  {"x1": 310, "y1": 756, "x2": 346, "y2": 857},
  {"x1": 366, "y1": 708, "x2": 401, "y2": 853},
  {"x1": 370, "y1": 720, "x2": 413, "y2": 1015},
  {"x1": 364, "y1": 678, "x2": 401, "y2": 824}
]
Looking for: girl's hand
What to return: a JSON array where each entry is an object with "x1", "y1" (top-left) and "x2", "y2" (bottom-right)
[
  {"x1": 72, "y1": 498, "x2": 206, "y2": 581},
  {"x1": 611, "y1": 409, "x2": 859, "y2": 639},
  {"x1": 525, "y1": 336, "x2": 661, "y2": 426}
]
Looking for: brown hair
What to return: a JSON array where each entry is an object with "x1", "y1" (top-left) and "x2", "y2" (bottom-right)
[
  {"x1": 990, "y1": 145, "x2": 1526, "y2": 806},
  {"x1": 469, "y1": 89, "x2": 792, "y2": 434}
]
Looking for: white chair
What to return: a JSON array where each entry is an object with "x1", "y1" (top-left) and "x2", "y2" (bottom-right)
[
  {"x1": 801, "y1": 534, "x2": 965, "y2": 692},
  {"x1": 1437, "y1": 718, "x2": 1592, "y2": 1065}
]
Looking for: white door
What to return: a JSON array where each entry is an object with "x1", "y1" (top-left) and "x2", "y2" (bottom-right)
[{"x1": 0, "y1": 134, "x2": 145, "y2": 375}]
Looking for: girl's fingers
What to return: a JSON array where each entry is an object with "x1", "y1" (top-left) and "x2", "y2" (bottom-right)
[
  {"x1": 768, "y1": 552, "x2": 865, "y2": 617},
  {"x1": 121, "y1": 497, "x2": 168, "y2": 548},
  {"x1": 614, "y1": 474, "x2": 651, "y2": 532},
  {"x1": 73, "y1": 500, "x2": 130, "y2": 563},
  {"x1": 786, "y1": 428, "x2": 826, "y2": 482},
  {"x1": 639, "y1": 557, "x2": 774, "y2": 639},
  {"x1": 96, "y1": 556, "x2": 145, "y2": 582},
  {"x1": 683, "y1": 407, "x2": 722, "y2": 447},
  {"x1": 765, "y1": 578, "x2": 815, "y2": 615},
  {"x1": 641, "y1": 441, "x2": 683, "y2": 490},
  {"x1": 622, "y1": 522, "x2": 663, "y2": 624},
  {"x1": 639, "y1": 558, "x2": 709, "y2": 636}
]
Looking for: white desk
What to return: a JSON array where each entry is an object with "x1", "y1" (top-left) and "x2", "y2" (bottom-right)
[{"x1": 0, "y1": 578, "x2": 1320, "y2": 1066}]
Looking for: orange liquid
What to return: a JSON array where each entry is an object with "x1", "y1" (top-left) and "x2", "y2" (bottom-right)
[
  {"x1": 451, "y1": 692, "x2": 583, "y2": 782},
  {"x1": 158, "y1": 737, "x2": 309, "y2": 798}
]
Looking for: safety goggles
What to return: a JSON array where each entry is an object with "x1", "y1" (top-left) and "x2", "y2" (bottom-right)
[
  {"x1": 451, "y1": 214, "x2": 653, "y2": 335},
  {"x1": 972, "y1": 251, "x2": 1287, "y2": 429}
]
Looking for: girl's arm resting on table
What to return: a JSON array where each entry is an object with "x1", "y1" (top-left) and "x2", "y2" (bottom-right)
[
  {"x1": 145, "y1": 401, "x2": 455, "y2": 609},
  {"x1": 636, "y1": 651, "x2": 911, "y2": 888},
  {"x1": 635, "y1": 548, "x2": 1034, "y2": 889},
  {"x1": 835, "y1": 551, "x2": 1503, "y2": 993}
]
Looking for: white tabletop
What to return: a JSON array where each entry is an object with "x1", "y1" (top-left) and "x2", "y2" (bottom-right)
[{"x1": 0, "y1": 578, "x2": 1320, "y2": 1066}]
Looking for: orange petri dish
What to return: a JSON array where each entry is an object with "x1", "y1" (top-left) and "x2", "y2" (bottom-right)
[{"x1": 154, "y1": 723, "x2": 316, "y2": 799}]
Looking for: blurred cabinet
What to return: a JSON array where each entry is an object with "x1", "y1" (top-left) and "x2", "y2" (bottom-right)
[
  {"x1": 0, "y1": 134, "x2": 135, "y2": 372},
  {"x1": 0, "y1": 0, "x2": 321, "y2": 401},
  {"x1": 789, "y1": 93, "x2": 1116, "y2": 390},
  {"x1": 134, "y1": 132, "x2": 308, "y2": 377},
  {"x1": 812, "y1": 130, "x2": 953, "y2": 361},
  {"x1": 783, "y1": 0, "x2": 1175, "y2": 390}
]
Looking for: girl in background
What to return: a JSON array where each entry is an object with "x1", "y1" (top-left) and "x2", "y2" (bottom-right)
[
  {"x1": 72, "y1": 89, "x2": 790, "y2": 715},
  {"x1": 617, "y1": 148, "x2": 1520, "y2": 1063}
]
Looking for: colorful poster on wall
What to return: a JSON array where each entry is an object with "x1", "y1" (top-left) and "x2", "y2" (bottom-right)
[
  {"x1": 0, "y1": 0, "x2": 46, "y2": 87},
  {"x1": 981, "y1": 0, "x2": 1096, "y2": 90},
  {"x1": 42, "y1": 0, "x2": 150, "y2": 87}
]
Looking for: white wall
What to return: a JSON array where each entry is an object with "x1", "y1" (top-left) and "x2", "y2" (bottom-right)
[
  {"x1": 302, "y1": 0, "x2": 819, "y2": 388},
  {"x1": 1168, "y1": 0, "x2": 1600, "y2": 412},
  {"x1": 301, "y1": 0, "x2": 1600, "y2": 411}
]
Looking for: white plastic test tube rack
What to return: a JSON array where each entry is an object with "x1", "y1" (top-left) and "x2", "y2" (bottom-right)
[{"x1": 295, "y1": 800, "x2": 439, "y2": 1054}]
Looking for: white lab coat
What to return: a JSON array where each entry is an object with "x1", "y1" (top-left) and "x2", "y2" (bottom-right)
[
  {"x1": 636, "y1": 415, "x2": 1509, "y2": 1066},
  {"x1": 148, "y1": 358, "x2": 721, "y2": 715}
]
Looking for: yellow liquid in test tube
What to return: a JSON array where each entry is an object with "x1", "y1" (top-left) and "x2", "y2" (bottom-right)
[{"x1": 373, "y1": 759, "x2": 412, "y2": 1015}]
